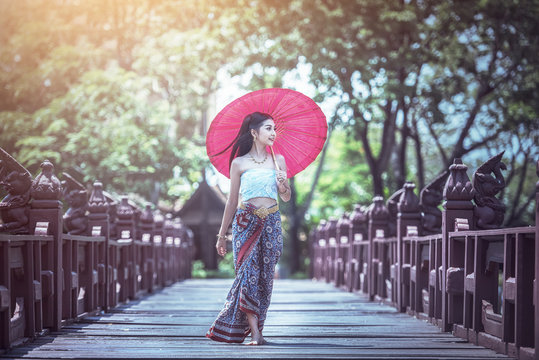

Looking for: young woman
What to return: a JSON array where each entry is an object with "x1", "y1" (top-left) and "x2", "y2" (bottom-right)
[{"x1": 206, "y1": 112, "x2": 291, "y2": 345}]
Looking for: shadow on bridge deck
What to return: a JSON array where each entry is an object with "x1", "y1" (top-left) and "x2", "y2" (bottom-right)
[{"x1": 1, "y1": 279, "x2": 512, "y2": 359}]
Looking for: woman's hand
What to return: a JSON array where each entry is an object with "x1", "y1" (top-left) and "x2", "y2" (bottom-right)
[
  {"x1": 216, "y1": 237, "x2": 227, "y2": 257},
  {"x1": 274, "y1": 154, "x2": 290, "y2": 202},
  {"x1": 276, "y1": 170, "x2": 286, "y2": 184}
]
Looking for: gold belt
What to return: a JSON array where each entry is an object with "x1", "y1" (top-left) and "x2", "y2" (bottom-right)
[{"x1": 240, "y1": 203, "x2": 279, "y2": 219}]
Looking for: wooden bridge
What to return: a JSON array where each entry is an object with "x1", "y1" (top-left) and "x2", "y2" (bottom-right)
[
  {"x1": 0, "y1": 279, "x2": 512, "y2": 359},
  {"x1": 309, "y1": 156, "x2": 538, "y2": 360},
  {"x1": 0, "y1": 150, "x2": 538, "y2": 359}
]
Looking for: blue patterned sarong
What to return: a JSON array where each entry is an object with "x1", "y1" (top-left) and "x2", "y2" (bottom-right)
[{"x1": 206, "y1": 203, "x2": 283, "y2": 343}]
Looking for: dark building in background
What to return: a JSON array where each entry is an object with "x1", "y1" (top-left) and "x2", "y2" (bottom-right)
[{"x1": 176, "y1": 180, "x2": 226, "y2": 270}]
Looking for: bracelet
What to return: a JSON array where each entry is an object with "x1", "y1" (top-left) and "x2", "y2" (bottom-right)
[{"x1": 216, "y1": 234, "x2": 227, "y2": 240}]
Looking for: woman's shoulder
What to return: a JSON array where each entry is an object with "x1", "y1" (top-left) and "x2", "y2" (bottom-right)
[{"x1": 231, "y1": 155, "x2": 252, "y2": 175}]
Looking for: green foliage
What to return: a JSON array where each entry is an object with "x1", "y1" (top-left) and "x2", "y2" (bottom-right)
[
  {"x1": 217, "y1": 252, "x2": 236, "y2": 278},
  {"x1": 237, "y1": 0, "x2": 539, "y2": 224},
  {"x1": 294, "y1": 129, "x2": 373, "y2": 223},
  {"x1": 191, "y1": 253, "x2": 235, "y2": 279},
  {"x1": 12, "y1": 68, "x2": 203, "y2": 202},
  {"x1": 289, "y1": 271, "x2": 309, "y2": 280},
  {"x1": 1, "y1": 0, "x2": 537, "y2": 272},
  {"x1": 0, "y1": 0, "x2": 252, "y2": 206},
  {"x1": 191, "y1": 260, "x2": 208, "y2": 279}
]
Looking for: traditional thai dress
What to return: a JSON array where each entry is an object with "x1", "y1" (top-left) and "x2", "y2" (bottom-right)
[{"x1": 206, "y1": 168, "x2": 283, "y2": 343}]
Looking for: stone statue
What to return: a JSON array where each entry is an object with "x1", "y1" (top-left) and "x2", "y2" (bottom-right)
[
  {"x1": 369, "y1": 196, "x2": 390, "y2": 222},
  {"x1": 386, "y1": 188, "x2": 404, "y2": 237},
  {"x1": 31, "y1": 160, "x2": 62, "y2": 201},
  {"x1": 420, "y1": 171, "x2": 449, "y2": 234},
  {"x1": 103, "y1": 191, "x2": 118, "y2": 238},
  {"x1": 62, "y1": 173, "x2": 88, "y2": 235},
  {"x1": 473, "y1": 151, "x2": 507, "y2": 229},
  {"x1": 0, "y1": 147, "x2": 32, "y2": 234},
  {"x1": 88, "y1": 180, "x2": 109, "y2": 216},
  {"x1": 349, "y1": 204, "x2": 367, "y2": 239}
]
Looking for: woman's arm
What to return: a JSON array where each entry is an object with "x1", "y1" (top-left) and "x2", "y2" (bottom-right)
[
  {"x1": 276, "y1": 154, "x2": 291, "y2": 202},
  {"x1": 216, "y1": 159, "x2": 242, "y2": 256}
]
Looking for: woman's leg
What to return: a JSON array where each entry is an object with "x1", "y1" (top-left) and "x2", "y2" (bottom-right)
[{"x1": 245, "y1": 313, "x2": 264, "y2": 345}]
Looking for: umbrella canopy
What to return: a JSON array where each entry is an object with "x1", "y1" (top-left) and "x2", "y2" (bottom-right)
[{"x1": 206, "y1": 88, "x2": 327, "y2": 178}]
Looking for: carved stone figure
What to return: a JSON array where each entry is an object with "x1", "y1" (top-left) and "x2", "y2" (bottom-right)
[
  {"x1": 173, "y1": 217, "x2": 184, "y2": 243},
  {"x1": 62, "y1": 173, "x2": 88, "y2": 235},
  {"x1": 443, "y1": 159, "x2": 475, "y2": 205},
  {"x1": 326, "y1": 217, "x2": 338, "y2": 242},
  {"x1": 398, "y1": 182, "x2": 420, "y2": 214},
  {"x1": 369, "y1": 196, "x2": 390, "y2": 222},
  {"x1": 386, "y1": 188, "x2": 404, "y2": 236},
  {"x1": 349, "y1": 204, "x2": 367, "y2": 239},
  {"x1": 164, "y1": 213, "x2": 175, "y2": 241},
  {"x1": 140, "y1": 204, "x2": 154, "y2": 226},
  {"x1": 103, "y1": 191, "x2": 118, "y2": 238},
  {"x1": 117, "y1": 197, "x2": 135, "y2": 221},
  {"x1": 139, "y1": 204, "x2": 155, "y2": 242},
  {"x1": 88, "y1": 180, "x2": 109, "y2": 218},
  {"x1": 316, "y1": 219, "x2": 327, "y2": 243},
  {"x1": 473, "y1": 151, "x2": 507, "y2": 229},
  {"x1": 31, "y1": 160, "x2": 62, "y2": 201},
  {"x1": 420, "y1": 171, "x2": 449, "y2": 234},
  {"x1": 0, "y1": 147, "x2": 32, "y2": 234},
  {"x1": 336, "y1": 212, "x2": 351, "y2": 242}
]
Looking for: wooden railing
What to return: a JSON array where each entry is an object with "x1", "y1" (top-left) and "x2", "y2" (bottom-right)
[
  {"x1": 0, "y1": 156, "x2": 194, "y2": 352},
  {"x1": 311, "y1": 156, "x2": 539, "y2": 360}
]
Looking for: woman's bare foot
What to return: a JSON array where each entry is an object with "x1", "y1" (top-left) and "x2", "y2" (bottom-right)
[
  {"x1": 245, "y1": 334, "x2": 265, "y2": 346},
  {"x1": 245, "y1": 313, "x2": 265, "y2": 345}
]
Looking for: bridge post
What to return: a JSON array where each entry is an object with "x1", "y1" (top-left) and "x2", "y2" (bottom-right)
[
  {"x1": 368, "y1": 196, "x2": 389, "y2": 301},
  {"x1": 164, "y1": 214, "x2": 175, "y2": 286},
  {"x1": 441, "y1": 159, "x2": 475, "y2": 332},
  {"x1": 153, "y1": 211, "x2": 165, "y2": 288},
  {"x1": 28, "y1": 160, "x2": 63, "y2": 331},
  {"x1": 314, "y1": 220, "x2": 327, "y2": 281},
  {"x1": 335, "y1": 213, "x2": 350, "y2": 288},
  {"x1": 325, "y1": 218, "x2": 338, "y2": 284},
  {"x1": 308, "y1": 227, "x2": 315, "y2": 279},
  {"x1": 347, "y1": 205, "x2": 368, "y2": 293},
  {"x1": 139, "y1": 204, "x2": 155, "y2": 292},
  {"x1": 87, "y1": 181, "x2": 110, "y2": 311},
  {"x1": 115, "y1": 197, "x2": 136, "y2": 302},
  {"x1": 175, "y1": 219, "x2": 184, "y2": 280},
  {"x1": 396, "y1": 182, "x2": 421, "y2": 313}
]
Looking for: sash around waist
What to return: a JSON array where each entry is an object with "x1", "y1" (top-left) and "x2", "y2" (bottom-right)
[{"x1": 239, "y1": 202, "x2": 279, "y2": 219}]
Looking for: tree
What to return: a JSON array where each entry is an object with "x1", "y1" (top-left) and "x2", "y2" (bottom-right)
[
  {"x1": 0, "y1": 0, "x2": 252, "y2": 205},
  {"x1": 226, "y1": 0, "x2": 538, "y2": 270}
]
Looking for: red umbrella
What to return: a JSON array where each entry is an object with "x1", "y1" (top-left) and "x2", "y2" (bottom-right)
[{"x1": 206, "y1": 88, "x2": 327, "y2": 178}]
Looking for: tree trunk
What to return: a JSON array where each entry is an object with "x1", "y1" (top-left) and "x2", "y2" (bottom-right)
[
  {"x1": 411, "y1": 116, "x2": 425, "y2": 190},
  {"x1": 351, "y1": 100, "x2": 397, "y2": 196},
  {"x1": 371, "y1": 167, "x2": 385, "y2": 196},
  {"x1": 288, "y1": 178, "x2": 301, "y2": 274},
  {"x1": 283, "y1": 124, "x2": 334, "y2": 275},
  {"x1": 396, "y1": 118, "x2": 409, "y2": 189}
]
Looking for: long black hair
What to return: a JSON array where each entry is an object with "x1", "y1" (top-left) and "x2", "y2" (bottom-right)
[{"x1": 213, "y1": 112, "x2": 273, "y2": 170}]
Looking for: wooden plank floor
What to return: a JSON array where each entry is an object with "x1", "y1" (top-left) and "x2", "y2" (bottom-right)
[{"x1": 2, "y1": 279, "x2": 512, "y2": 359}]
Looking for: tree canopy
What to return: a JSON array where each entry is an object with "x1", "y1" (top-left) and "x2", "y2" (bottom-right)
[{"x1": 1, "y1": 0, "x2": 537, "y2": 274}]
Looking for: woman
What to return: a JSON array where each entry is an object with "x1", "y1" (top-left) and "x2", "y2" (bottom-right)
[{"x1": 206, "y1": 112, "x2": 291, "y2": 345}]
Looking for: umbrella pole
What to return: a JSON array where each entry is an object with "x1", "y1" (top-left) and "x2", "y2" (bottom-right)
[{"x1": 270, "y1": 147, "x2": 280, "y2": 171}]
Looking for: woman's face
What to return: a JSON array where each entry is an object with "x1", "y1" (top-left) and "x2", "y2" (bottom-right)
[{"x1": 254, "y1": 119, "x2": 276, "y2": 146}]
